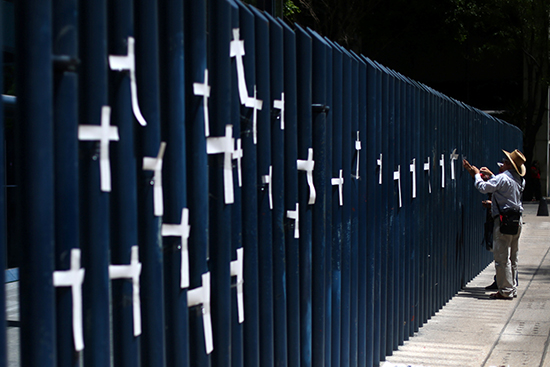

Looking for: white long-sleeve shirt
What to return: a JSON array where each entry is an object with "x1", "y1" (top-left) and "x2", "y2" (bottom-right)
[{"x1": 474, "y1": 170, "x2": 525, "y2": 218}]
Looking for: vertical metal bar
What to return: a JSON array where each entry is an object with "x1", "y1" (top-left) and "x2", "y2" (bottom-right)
[
  {"x1": 16, "y1": 0, "x2": 55, "y2": 363},
  {"x1": 185, "y1": 0, "x2": 209, "y2": 364},
  {"x1": 108, "y1": 1, "x2": 140, "y2": 366},
  {"x1": 238, "y1": 5, "x2": 260, "y2": 367},
  {"x1": 0, "y1": 1, "x2": 5, "y2": 363},
  {"x1": 309, "y1": 29, "x2": 328, "y2": 367},
  {"x1": 158, "y1": 0, "x2": 188, "y2": 365},
  {"x1": 208, "y1": 1, "x2": 235, "y2": 366},
  {"x1": 248, "y1": 8, "x2": 274, "y2": 367},
  {"x1": 229, "y1": 6, "x2": 243, "y2": 367},
  {"x1": 339, "y1": 46, "x2": 351, "y2": 367},
  {"x1": 266, "y1": 13, "x2": 287, "y2": 367},
  {"x1": 329, "y1": 43, "x2": 343, "y2": 367},
  {"x1": 279, "y1": 18, "x2": 299, "y2": 367},
  {"x1": 134, "y1": 0, "x2": 166, "y2": 364},
  {"x1": 356, "y1": 54, "x2": 368, "y2": 367},
  {"x1": 323, "y1": 38, "x2": 334, "y2": 367},
  {"x1": 348, "y1": 53, "x2": 359, "y2": 367},
  {"x1": 52, "y1": 0, "x2": 79, "y2": 365},
  {"x1": 364, "y1": 57, "x2": 378, "y2": 367},
  {"x1": 78, "y1": 0, "x2": 110, "y2": 363},
  {"x1": 295, "y1": 24, "x2": 312, "y2": 367}
]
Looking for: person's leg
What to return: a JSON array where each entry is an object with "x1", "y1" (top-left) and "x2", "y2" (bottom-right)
[
  {"x1": 510, "y1": 223, "x2": 521, "y2": 293},
  {"x1": 493, "y1": 221, "x2": 514, "y2": 298}
]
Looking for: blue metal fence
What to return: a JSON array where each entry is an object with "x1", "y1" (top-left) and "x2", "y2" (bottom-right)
[{"x1": 3, "y1": 0, "x2": 523, "y2": 366}]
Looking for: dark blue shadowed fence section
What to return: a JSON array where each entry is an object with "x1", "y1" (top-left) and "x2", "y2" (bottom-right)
[{"x1": 5, "y1": 0, "x2": 522, "y2": 366}]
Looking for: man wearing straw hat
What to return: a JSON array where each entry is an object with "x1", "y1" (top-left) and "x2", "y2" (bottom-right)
[{"x1": 463, "y1": 149, "x2": 526, "y2": 299}]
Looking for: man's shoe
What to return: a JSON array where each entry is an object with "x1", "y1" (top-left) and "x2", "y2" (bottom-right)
[
  {"x1": 490, "y1": 292, "x2": 513, "y2": 300},
  {"x1": 485, "y1": 281, "x2": 498, "y2": 290}
]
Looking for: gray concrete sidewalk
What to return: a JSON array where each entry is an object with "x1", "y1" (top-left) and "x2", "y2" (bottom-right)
[{"x1": 382, "y1": 201, "x2": 550, "y2": 367}]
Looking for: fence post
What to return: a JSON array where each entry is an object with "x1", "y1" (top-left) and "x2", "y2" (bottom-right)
[
  {"x1": 280, "y1": 18, "x2": 300, "y2": 367},
  {"x1": 108, "y1": 0, "x2": 141, "y2": 366},
  {"x1": 158, "y1": 0, "x2": 189, "y2": 365},
  {"x1": 0, "y1": 0, "x2": 5, "y2": 363},
  {"x1": 329, "y1": 42, "x2": 343, "y2": 367},
  {"x1": 309, "y1": 28, "x2": 328, "y2": 367},
  {"x1": 295, "y1": 24, "x2": 313, "y2": 367},
  {"x1": 52, "y1": 0, "x2": 80, "y2": 365},
  {"x1": 134, "y1": 0, "x2": 166, "y2": 365},
  {"x1": 266, "y1": 13, "x2": 288, "y2": 367},
  {"x1": 16, "y1": 0, "x2": 55, "y2": 362}
]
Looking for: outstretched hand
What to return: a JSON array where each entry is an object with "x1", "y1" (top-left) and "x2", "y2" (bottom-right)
[{"x1": 462, "y1": 159, "x2": 479, "y2": 178}]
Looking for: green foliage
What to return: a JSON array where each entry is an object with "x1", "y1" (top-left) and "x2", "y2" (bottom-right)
[{"x1": 284, "y1": 0, "x2": 301, "y2": 18}]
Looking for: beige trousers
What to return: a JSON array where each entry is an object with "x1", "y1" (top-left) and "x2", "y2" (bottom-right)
[{"x1": 493, "y1": 219, "x2": 521, "y2": 298}]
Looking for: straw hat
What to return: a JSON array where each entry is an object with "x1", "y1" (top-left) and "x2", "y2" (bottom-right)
[{"x1": 502, "y1": 149, "x2": 526, "y2": 177}]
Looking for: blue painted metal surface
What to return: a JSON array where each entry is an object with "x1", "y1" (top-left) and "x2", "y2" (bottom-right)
[
  {"x1": 109, "y1": 1, "x2": 140, "y2": 366},
  {"x1": 7, "y1": 2, "x2": 524, "y2": 367}
]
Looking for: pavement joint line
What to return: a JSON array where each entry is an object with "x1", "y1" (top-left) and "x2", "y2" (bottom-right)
[{"x1": 481, "y1": 242, "x2": 550, "y2": 367}]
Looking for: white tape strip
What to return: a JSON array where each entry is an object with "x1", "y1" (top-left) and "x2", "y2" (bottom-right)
[
  {"x1": 331, "y1": 169, "x2": 344, "y2": 206},
  {"x1": 78, "y1": 106, "x2": 119, "y2": 192},
  {"x1": 354, "y1": 131, "x2": 361, "y2": 179},
  {"x1": 450, "y1": 148, "x2": 458, "y2": 180},
  {"x1": 297, "y1": 148, "x2": 316, "y2": 205},
  {"x1": 230, "y1": 28, "x2": 249, "y2": 106},
  {"x1": 161, "y1": 208, "x2": 191, "y2": 288},
  {"x1": 377, "y1": 153, "x2": 383, "y2": 184},
  {"x1": 424, "y1": 157, "x2": 431, "y2": 194},
  {"x1": 410, "y1": 159, "x2": 416, "y2": 199},
  {"x1": 286, "y1": 203, "x2": 300, "y2": 239},
  {"x1": 233, "y1": 138, "x2": 243, "y2": 187},
  {"x1": 109, "y1": 246, "x2": 142, "y2": 337},
  {"x1": 262, "y1": 165, "x2": 273, "y2": 210},
  {"x1": 245, "y1": 86, "x2": 263, "y2": 145},
  {"x1": 108, "y1": 37, "x2": 147, "y2": 127},
  {"x1": 188, "y1": 272, "x2": 213, "y2": 354},
  {"x1": 143, "y1": 142, "x2": 167, "y2": 216},
  {"x1": 230, "y1": 248, "x2": 245, "y2": 323},
  {"x1": 273, "y1": 92, "x2": 285, "y2": 130},
  {"x1": 206, "y1": 125, "x2": 235, "y2": 204},
  {"x1": 394, "y1": 165, "x2": 402, "y2": 208},
  {"x1": 53, "y1": 248, "x2": 85, "y2": 351},
  {"x1": 439, "y1": 154, "x2": 445, "y2": 188},
  {"x1": 193, "y1": 69, "x2": 211, "y2": 137}
]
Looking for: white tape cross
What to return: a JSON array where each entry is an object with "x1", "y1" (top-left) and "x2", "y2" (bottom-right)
[
  {"x1": 108, "y1": 37, "x2": 147, "y2": 127},
  {"x1": 193, "y1": 69, "x2": 211, "y2": 137},
  {"x1": 78, "y1": 106, "x2": 119, "y2": 192},
  {"x1": 273, "y1": 92, "x2": 285, "y2": 130},
  {"x1": 262, "y1": 165, "x2": 273, "y2": 210},
  {"x1": 377, "y1": 153, "x2": 383, "y2": 185},
  {"x1": 206, "y1": 125, "x2": 235, "y2": 205},
  {"x1": 424, "y1": 157, "x2": 431, "y2": 194},
  {"x1": 161, "y1": 208, "x2": 191, "y2": 289},
  {"x1": 394, "y1": 165, "x2": 402, "y2": 208},
  {"x1": 188, "y1": 272, "x2": 213, "y2": 354},
  {"x1": 286, "y1": 203, "x2": 300, "y2": 239},
  {"x1": 297, "y1": 148, "x2": 316, "y2": 205},
  {"x1": 331, "y1": 169, "x2": 344, "y2": 206},
  {"x1": 53, "y1": 248, "x2": 85, "y2": 351},
  {"x1": 410, "y1": 158, "x2": 417, "y2": 199},
  {"x1": 439, "y1": 154, "x2": 445, "y2": 188},
  {"x1": 245, "y1": 86, "x2": 263, "y2": 145},
  {"x1": 354, "y1": 131, "x2": 362, "y2": 179},
  {"x1": 233, "y1": 138, "x2": 243, "y2": 188},
  {"x1": 109, "y1": 246, "x2": 142, "y2": 337},
  {"x1": 230, "y1": 248, "x2": 245, "y2": 323},
  {"x1": 142, "y1": 142, "x2": 167, "y2": 216},
  {"x1": 230, "y1": 28, "x2": 249, "y2": 106}
]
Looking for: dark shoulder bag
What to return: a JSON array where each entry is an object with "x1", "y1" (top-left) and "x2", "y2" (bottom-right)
[{"x1": 496, "y1": 200, "x2": 521, "y2": 235}]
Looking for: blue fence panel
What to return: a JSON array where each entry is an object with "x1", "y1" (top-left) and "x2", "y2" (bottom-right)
[
  {"x1": 279, "y1": 17, "x2": 300, "y2": 367},
  {"x1": 7, "y1": 2, "x2": 526, "y2": 367}
]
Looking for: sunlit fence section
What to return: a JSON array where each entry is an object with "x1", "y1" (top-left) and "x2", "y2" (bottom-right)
[{"x1": 3, "y1": 0, "x2": 522, "y2": 366}]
